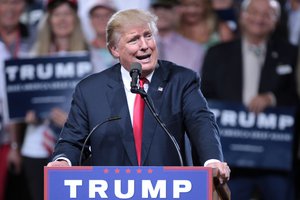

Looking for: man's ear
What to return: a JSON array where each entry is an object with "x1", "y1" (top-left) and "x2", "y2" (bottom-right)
[{"x1": 109, "y1": 45, "x2": 120, "y2": 58}]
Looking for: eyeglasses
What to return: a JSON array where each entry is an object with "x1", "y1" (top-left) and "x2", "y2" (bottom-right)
[{"x1": 245, "y1": 9, "x2": 277, "y2": 21}]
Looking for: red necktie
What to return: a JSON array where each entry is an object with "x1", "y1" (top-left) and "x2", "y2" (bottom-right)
[{"x1": 133, "y1": 78, "x2": 147, "y2": 166}]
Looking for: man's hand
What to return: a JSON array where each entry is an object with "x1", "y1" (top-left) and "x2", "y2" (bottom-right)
[
  {"x1": 206, "y1": 162, "x2": 230, "y2": 184},
  {"x1": 47, "y1": 160, "x2": 70, "y2": 167},
  {"x1": 50, "y1": 108, "x2": 67, "y2": 128},
  {"x1": 25, "y1": 110, "x2": 39, "y2": 124},
  {"x1": 248, "y1": 93, "x2": 274, "y2": 114}
]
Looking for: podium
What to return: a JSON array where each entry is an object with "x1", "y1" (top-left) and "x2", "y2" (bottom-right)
[
  {"x1": 212, "y1": 168, "x2": 231, "y2": 200},
  {"x1": 45, "y1": 166, "x2": 230, "y2": 200}
]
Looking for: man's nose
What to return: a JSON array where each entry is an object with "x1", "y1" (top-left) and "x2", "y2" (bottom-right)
[{"x1": 140, "y1": 37, "x2": 149, "y2": 50}]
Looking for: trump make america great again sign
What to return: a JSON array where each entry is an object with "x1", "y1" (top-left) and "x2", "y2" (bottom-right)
[
  {"x1": 4, "y1": 52, "x2": 93, "y2": 121},
  {"x1": 208, "y1": 100, "x2": 296, "y2": 171},
  {"x1": 44, "y1": 166, "x2": 212, "y2": 200}
]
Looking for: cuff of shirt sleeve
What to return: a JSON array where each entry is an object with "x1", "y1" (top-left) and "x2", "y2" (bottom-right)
[
  {"x1": 55, "y1": 157, "x2": 72, "y2": 166},
  {"x1": 204, "y1": 159, "x2": 221, "y2": 167}
]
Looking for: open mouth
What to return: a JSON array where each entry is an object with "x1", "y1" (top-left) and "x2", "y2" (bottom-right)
[{"x1": 136, "y1": 54, "x2": 151, "y2": 60}]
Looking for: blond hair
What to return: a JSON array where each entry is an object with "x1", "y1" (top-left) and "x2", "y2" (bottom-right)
[
  {"x1": 106, "y1": 9, "x2": 158, "y2": 51},
  {"x1": 31, "y1": 12, "x2": 87, "y2": 56},
  {"x1": 177, "y1": 0, "x2": 219, "y2": 42}
]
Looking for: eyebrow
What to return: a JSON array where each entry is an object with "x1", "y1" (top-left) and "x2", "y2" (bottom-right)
[{"x1": 127, "y1": 35, "x2": 140, "y2": 43}]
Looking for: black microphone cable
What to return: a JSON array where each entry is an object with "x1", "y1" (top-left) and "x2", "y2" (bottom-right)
[
  {"x1": 139, "y1": 89, "x2": 184, "y2": 166},
  {"x1": 129, "y1": 62, "x2": 183, "y2": 166},
  {"x1": 79, "y1": 116, "x2": 121, "y2": 166}
]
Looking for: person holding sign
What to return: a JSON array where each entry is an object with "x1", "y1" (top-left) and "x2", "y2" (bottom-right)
[
  {"x1": 8, "y1": 0, "x2": 89, "y2": 200},
  {"x1": 201, "y1": 0, "x2": 299, "y2": 199},
  {"x1": 47, "y1": 9, "x2": 230, "y2": 184},
  {"x1": 0, "y1": 0, "x2": 36, "y2": 198},
  {"x1": 0, "y1": 41, "x2": 10, "y2": 200}
]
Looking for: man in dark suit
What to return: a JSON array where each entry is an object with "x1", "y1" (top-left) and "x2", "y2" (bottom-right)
[
  {"x1": 201, "y1": 0, "x2": 298, "y2": 199},
  {"x1": 47, "y1": 9, "x2": 230, "y2": 183}
]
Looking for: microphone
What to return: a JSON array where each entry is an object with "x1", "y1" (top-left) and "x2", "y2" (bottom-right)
[
  {"x1": 79, "y1": 116, "x2": 121, "y2": 166},
  {"x1": 130, "y1": 62, "x2": 142, "y2": 94}
]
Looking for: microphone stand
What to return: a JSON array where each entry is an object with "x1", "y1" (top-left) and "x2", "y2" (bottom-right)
[
  {"x1": 79, "y1": 116, "x2": 121, "y2": 166},
  {"x1": 137, "y1": 89, "x2": 184, "y2": 166}
]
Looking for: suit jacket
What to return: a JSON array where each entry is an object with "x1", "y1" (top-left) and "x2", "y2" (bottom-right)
[
  {"x1": 52, "y1": 60, "x2": 223, "y2": 166},
  {"x1": 201, "y1": 38, "x2": 299, "y2": 105}
]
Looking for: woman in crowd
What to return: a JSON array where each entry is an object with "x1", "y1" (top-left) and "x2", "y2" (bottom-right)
[
  {"x1": 16, "y1": 0, "x2": 88, "y2": 200},
  {"x1": 31, "y1": 0, "x2": 87, "y2": 55},
  {"x1": 177, "y1": 0, "x2": 235, "y2": 49},
  {"x1": 1, "y1": 0, "x2": 35, "y2": 199}
]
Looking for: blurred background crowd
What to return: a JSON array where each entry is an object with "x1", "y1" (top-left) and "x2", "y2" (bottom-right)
[{"x1": 0, "y1": 0, "x2": 299, "y2": 199}]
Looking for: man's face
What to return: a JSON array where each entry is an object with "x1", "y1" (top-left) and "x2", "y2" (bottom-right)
[
  {"x1": 0, "y1": 0, "x2": 25, "y2": 29},
  {"x1": 110, "y1": 24, "x2": 158, "y2": 77},
  {"x1": 241, "y1": 0, "x2": 278, "y2": 39}
]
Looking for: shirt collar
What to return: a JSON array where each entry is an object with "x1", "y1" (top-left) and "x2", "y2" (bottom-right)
[
  {"x1": 121, "y1": 65, "x2": 155, "y2": 92},
  {"x1": 242, "y1": 38, "x2": 267, "y2": 57}
]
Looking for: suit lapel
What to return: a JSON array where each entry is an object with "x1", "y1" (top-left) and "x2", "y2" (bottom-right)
[
  {"x1": 105, "y1": 64, "x2": 137, "y2": 165},
  {"x1": 105, "y1": 62, "x2": 171, "y2": 166},
  {"x1": 259, "y1": 41, "x2": 277, "y2": 92},
  {"x1": 141, "y1": 61, "x2": 169, "y2": 165}
]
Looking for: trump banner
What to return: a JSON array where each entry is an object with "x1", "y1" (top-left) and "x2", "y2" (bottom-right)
[
  {"x1": 4, "y1": 52, "x2": 93, "y2": 121},
  {"x1": 208, "y1": 100, "x2": 296, "y2": 171},
  {"x1": 45, "y1": 166, "x2": 212, "y2": 200}
]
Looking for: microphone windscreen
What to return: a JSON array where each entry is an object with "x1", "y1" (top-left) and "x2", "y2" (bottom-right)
[{"x1": 130, "y1": 62, "x2": 142, "y2": 76}]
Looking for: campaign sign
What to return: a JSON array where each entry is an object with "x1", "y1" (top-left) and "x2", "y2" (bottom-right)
[
  {"x1": 44, "y1": 166, "x2": 212, "y2": 200},
  {"x1": 208, "y1": 100, "x2": 295, "y2": 171},
  {"x1": 4, "y1": 52, "x2": 93, "y2": 121}
]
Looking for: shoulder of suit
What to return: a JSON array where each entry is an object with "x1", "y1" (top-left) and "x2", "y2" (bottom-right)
[
  {"x1": 209, "y1": 39, "x2": 239, "y2": 51},
  {"x1": 204, "y1": 40, "x2": 240, "y2": 59},
  {"x1": 269, "y1": 38, "x2": 298, "y2": 51},
  {"x1": 159, "y1": 60, "x2": 193, "y2": 71}
]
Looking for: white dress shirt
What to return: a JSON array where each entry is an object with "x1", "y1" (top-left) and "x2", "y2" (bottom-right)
[
  {"x1": 121, "y1": 66, "x2": 153, "y2": 125},
  {"x1": 242, "y1": 39, "x2": 266, "y2": 105}
]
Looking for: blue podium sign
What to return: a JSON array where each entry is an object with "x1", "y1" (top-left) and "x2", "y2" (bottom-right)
[
  {"x1": 45, "y1": 166, "x2": 212, "y2": 200},
  {"x1": 208, "y1": 100, "x2": 295, "y2": 171}
]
